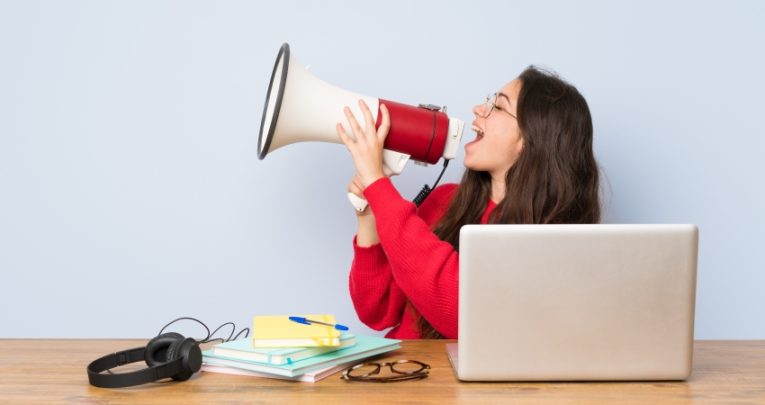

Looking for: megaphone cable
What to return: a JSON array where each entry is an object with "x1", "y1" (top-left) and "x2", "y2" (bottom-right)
[{"x1": 413, "y1": 159, "x2": 450, "y2": 207}]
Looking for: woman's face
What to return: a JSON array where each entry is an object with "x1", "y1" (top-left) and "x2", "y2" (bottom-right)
[{"x1": 464, "y1": 79, "x2": 523, "y2": 176}]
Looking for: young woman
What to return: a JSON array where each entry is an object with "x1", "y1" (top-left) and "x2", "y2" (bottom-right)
[{"x1": 337, "y1": 66, "x2": 601, "y2": 339}]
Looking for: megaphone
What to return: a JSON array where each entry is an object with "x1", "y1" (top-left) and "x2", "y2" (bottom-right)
[{"x1": 258, "y1": 43, "x2": 465, "y2": 211}]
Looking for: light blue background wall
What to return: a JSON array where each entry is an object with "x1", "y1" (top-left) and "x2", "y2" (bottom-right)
[{"x1": 1, "y1": 0, "x2": 763, "y2": 339}]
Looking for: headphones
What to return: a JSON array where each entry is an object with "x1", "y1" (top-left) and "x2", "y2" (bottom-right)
[
  {"x1": 87, "y1": 317, "x2": 248, "y2": 388},
  {"x1": 87, "y1": 332, "x2": 201, "y2": 388}
]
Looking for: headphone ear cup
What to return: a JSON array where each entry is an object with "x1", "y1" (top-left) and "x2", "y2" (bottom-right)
[
  {"x1": 145, "y1": 332, "x2": 185, "y2": 367},
  {"x1": 165, "y1": 338, "x2": 202, "y2": 381}
]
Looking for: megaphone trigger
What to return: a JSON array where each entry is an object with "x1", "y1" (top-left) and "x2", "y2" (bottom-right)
[
  {"x1": 347, "y1": 193, "x2": 369, "y2": 213},
  {"x1": 382, "y1": 150, "x2": 411, "y2": 177}
]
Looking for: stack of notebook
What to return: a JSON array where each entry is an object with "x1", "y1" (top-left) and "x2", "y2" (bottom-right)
[{"x1": 201, "y1": 315, "x2": 400, "y2": 382}]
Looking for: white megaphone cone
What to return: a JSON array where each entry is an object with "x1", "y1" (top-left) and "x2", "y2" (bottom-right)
[{"x1": 258, "y1": 43, "x2": 464, "y2": 211}]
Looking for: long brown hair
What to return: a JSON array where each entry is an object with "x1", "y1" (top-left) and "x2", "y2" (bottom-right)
[{"x1": 417, "y1": 66, "x2": 601, "y2": 339}]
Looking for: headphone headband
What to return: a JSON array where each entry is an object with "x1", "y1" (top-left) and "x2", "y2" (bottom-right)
[{"x1": 87, "y1": 347, "x2": 184, "y2": 388}]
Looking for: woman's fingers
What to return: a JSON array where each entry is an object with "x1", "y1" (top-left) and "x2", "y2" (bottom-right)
[
  {"x1": 358, "y1": 100, "x2": 376, "y2": 134},
  {"x1": 359, "y1": 100, "x2": 390, "y2": 145},
  {"x1": 343, "y1": 106, "x2": 366, "y2": 144},
  {"x1": 346, "y1": 101, "x2": 388, "y2": 147},
  {"x1": 378, "y1": 103, "x2": 390, "y2": 143},
  {"x1": 339, "y1": 102, "x2": 387, "y2": 188},
  {"x1": 348, "y1": 177, "x2": 364, "y2": 198},
  {"x1": 336, "y1": 123, "x2": 355, "y2": 151}
]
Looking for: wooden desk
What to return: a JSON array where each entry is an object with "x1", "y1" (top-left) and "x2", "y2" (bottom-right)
[{"x1": 1, "y1": 339, "x2": 763, "y2": 404}]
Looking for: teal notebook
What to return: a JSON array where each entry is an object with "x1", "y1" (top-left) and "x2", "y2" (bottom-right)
[
  {"x1": 212, "y1": 334, "x2": 356, "y2": 365},
  {"x1": 202, "y1": 335, "x2": 401, "y2": 377}
]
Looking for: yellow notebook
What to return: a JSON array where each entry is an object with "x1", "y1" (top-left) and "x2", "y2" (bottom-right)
[{"x1": 251, "y1": 315, "x2": 342, "y2": 348}]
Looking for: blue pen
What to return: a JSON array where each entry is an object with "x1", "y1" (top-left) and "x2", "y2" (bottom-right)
[{"x1": 288, "y1": 316, "x2": 349, "y2": 331}]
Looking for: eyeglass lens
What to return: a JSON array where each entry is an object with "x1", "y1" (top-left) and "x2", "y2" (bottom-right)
[
  {"x1": 347, "y1": 363, "x2": 381, "y2": 378},
  {"x1": 346, "y1": 360, "x2": 429, "y2": 378},
  {"x1": 391, "y1": 360, "x2": 427, "y2": 374},
  {"x1": 484, "y1": 93, "x2": 497, "y2": 117}
]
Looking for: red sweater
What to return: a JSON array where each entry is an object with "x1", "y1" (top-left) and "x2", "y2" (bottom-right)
[{"x1": 349, "y1": 177, "x2": 496, "y2": 339}]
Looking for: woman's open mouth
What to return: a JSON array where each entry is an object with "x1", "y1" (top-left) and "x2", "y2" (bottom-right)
[{"x1": 466, "y1": 126, "x2": 484, "y2": 146}]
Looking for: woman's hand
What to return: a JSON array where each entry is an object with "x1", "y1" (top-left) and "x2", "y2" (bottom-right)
[{"x1": 337, "y1": 100, "x2": 391, "y2": 189}]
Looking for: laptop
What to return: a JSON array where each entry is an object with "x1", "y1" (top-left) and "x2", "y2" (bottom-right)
[{"x1": 447, "y1": 224, "x2": 698, "y2": 381}]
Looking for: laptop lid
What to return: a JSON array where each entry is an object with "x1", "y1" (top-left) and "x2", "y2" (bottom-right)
[{"x1": 452, "y1": 224, "x2": 698, "y2": 381}]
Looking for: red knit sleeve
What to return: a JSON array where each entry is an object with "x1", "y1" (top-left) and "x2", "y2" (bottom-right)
[
  {"x1": 362, "y1": 178, "x2": 459, "y2": 338},
  {"x1": 349, "y1": 236, "x2": 409, "y2": 331}
]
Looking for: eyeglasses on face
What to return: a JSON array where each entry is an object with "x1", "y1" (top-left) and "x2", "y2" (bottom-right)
[
  {"x1": 481, "y1": 92, "x2": 517, "y2": 119},
  {"x1": 340, "y1": 359, "x2": 431, "y2": 382}
]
